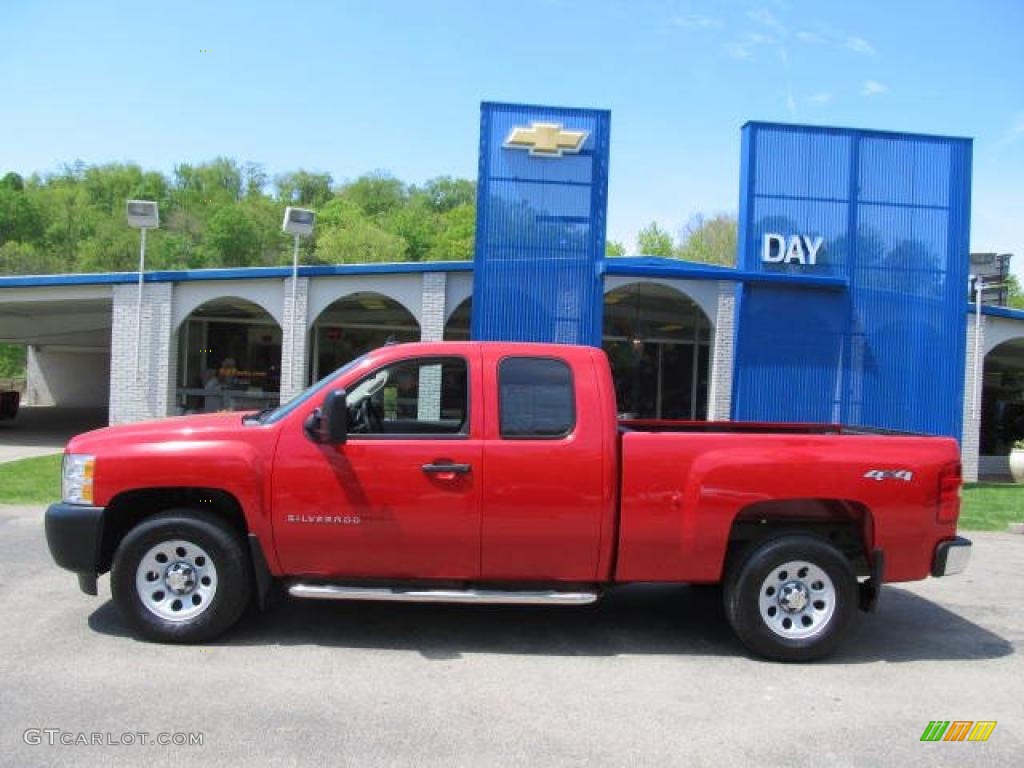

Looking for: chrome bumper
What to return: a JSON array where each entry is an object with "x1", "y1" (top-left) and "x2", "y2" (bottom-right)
[{"x1": 932, "y1": 536, "x2": 972, "y2": 577}]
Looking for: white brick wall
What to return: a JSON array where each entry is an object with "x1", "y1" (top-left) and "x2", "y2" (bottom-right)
[
  {"x1": 279, "y1": 277, "x2": 310, "y2": 403},
  {"x1": 109, "y1": 283, "x2": 174, "y2": 424},
  {"x1": 707, "y1": 280, "x2": 736, "y2": 421},
  {"x1": 961, "y1": 316, "x2": 984, "y2": 482},
  {"x1": 420, "y1": 272, "x2": 447, "y2": 342},
  {"x1": 26, "y1": 345, "x2": 110, "y2": 407}
]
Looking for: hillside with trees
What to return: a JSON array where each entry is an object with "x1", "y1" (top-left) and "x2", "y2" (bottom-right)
[
  {"x1": 0, "y1": 161, "x2": 477, "y2": 276},
  {"x1": 0, "y1": 159, "x2": 746, "y2": 276}
]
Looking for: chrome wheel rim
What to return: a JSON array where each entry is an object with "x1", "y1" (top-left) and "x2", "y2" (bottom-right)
[
  {"x1": 135, "y1": 539, "x2": 217, "y2": 622},
  {"x1": 758, "y1": 560, "x2": 836, "y2": 640}
]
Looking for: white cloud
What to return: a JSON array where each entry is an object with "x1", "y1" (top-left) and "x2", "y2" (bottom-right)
[
  {"x1": 995, "y1": 111, "x2": 1024, "y2": 147},
  {"x1": 748, "y1": 8, "x2": 787, "y2": 35},
  {"x1": 1013, "y1": 112, "x2": 1024, "y2": 136},
  {"x1": 846, "y1": 36, "x2": 876, "y2": 55},
  {"x1": 861, "y1": 80, "x2": 889, "y2": 96},
  {"x1": 724, "y1": 33, "x2": 772, "y2": 60},
  {"x1": 806, "y1": 92, "x2": 833, "y2": 104},
  {"x1": 671, "y1": 14, "x2": 723, "y2": 29},
  {"x1": 796, "y1": 30, "x2": 825, "y2": 44}
]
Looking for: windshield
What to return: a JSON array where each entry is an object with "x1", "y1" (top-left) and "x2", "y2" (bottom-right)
[{"x1": 257, "y1": 354, "x2": 368, "y2": 425}]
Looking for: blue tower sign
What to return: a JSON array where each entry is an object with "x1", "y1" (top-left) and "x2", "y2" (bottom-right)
[
  {"x1": 471, "y1": 102, "x2": 611, "y2": 346},
  {"x1": 732, "y1": 122, "x2": 973, "y2": 439}
]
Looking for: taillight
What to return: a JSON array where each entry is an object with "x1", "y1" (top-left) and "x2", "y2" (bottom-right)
[{"x1": 937, "y1": 462, "x2": 961, "y2": 524}]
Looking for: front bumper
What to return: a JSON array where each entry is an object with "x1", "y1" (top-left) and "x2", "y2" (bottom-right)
[
  {"x1": 44, "y1": 503, "x2": 105, "y2": 595},
  {"x1": 932, "y1": 536, "x2": 972, "y2": 577}
]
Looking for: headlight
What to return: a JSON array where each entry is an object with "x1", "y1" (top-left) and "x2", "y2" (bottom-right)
[{"x1": 62, "y1": 454, "x2": 96, "y2": 505}]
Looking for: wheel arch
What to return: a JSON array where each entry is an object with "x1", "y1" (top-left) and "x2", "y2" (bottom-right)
[
  {"x1": 99, "y1": 487, "x2": 248, "y2": 574},
  {"x1": 724, "y1": 498, "x2": 875, "y2": 579}
]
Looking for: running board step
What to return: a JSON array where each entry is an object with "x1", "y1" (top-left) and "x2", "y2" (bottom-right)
[{"x1": 288, "y1": 583, "x2": 600, "y2": 606}]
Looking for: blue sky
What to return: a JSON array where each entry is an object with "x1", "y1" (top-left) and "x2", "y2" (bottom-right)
[{"x1": 3, "y1": 0, "x2": 1022, "y2": 277}]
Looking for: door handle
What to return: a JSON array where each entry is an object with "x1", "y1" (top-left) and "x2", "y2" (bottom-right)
[{"x1": 421, "y1": 462, "x2": 472, "y2": 475}]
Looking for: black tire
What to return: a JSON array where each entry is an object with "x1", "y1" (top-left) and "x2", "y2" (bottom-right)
[
  {"x1": 723, "y1": 534, "x2": 857, "y2": 662},
  {"x1": 111, "y1": 509, "x2": 252, "y2": 643}
]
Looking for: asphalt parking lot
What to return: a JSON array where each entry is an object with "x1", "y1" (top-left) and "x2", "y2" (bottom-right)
[
  {"x1": 0, "y1": 503, "x2": 1020, "y2": 768},
  {"x1": 0, "y1": 406, "x2": 107, "y2": 463}
]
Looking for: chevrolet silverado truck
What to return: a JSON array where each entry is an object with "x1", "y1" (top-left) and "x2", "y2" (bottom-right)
[{"x1": 44, "y1": 342, "x2": 971, "y2": 661}]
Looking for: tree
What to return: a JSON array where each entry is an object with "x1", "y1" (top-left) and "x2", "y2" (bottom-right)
[
  {"x1": 242, "y1": 162, "x2": 269, "y2": 199},
  {"x1": 676, "y1": 213, "x2": 737, "y2": 266},
  {"x1": 0, "y1": 187, "x2": 44, "y2": 246},
  {"x1": 174, "y1": 158, "x2": 244, "y2": 204},
  {"x1": 338, "y1": 172, "x2": 407, "y2": 218},
  {"x1": 1, "y1": 172, "x2": 24, "y2": 191},
  {"x1": 636, "y1": 222, "x2": 674, "y2": 257},
  {"x1": 274, "y1": 170, "x2": 333, "y2": 208},
  {"x1": 419, "y1": 176, "x2": 475, "y2": 212},
  {"x1": 314, "y1": 197, "x2": 407, "y2": 263},
  {"x1": 380, "y1": 197, "x2": 440, "y2": 261},
  {"x1": 205, "y1": 205, "x2": 259, "y2": 267},
  {"x1": 426, "y1": 203, "x2": 475, "y2": 261},
  {"x1": 0, "y1": 343, "x2": 26, "y2": 379},
  {"x1": 1006, "y1": 275, "x2": 1024, "y2": 310},
  {"x1": 605, "y1": 240, "x2": 626, "y2": 257}
]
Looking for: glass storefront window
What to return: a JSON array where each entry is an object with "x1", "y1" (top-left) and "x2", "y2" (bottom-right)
[{"x1": 176, "y1": 298, "x2": 282, "y2": 414}]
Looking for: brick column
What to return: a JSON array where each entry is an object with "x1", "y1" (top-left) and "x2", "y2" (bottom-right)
[
  {"x1": 420, "y1": 272, "x2": 447, "y2": 342},
  {"x1": 109, "y1": 283, "x2": 174, "y2": 424},
  {"x1": 417, "y1": 273, "x2": 447, "y2": 420},
  {"x1": 961, "y1": 315, "x2": 984, "y2": 482},
  {"x1": 280, "y1": 277, "x2": 310, "y2": 403},
  {"x1": 707, "y1": 280, "x2": 736, "y2": 421}
]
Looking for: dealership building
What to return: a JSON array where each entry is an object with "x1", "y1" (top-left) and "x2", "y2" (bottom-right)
[{"x1": 1, "y1": 103, "x2": 1023, "y2": 482}]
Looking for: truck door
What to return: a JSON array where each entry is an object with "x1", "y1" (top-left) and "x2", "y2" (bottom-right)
[
  {"x1": 270, "y1": 351, "x2": 482, "y2": 579},
  {"x1": 479, "y1": 350, "x2": 608, "y2": 581}
]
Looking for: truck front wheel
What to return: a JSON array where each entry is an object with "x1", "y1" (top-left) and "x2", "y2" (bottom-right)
[
  {"x1": 111, "y1": 510, "x2": 252, "y2": 643},
  {"x1": 723, "y1": 535, "x2": 857, "y2": 662}
]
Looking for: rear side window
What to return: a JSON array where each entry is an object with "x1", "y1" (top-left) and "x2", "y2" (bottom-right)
[{"x1": 499, "y1": 357, "x2": 575, "y2": 438}]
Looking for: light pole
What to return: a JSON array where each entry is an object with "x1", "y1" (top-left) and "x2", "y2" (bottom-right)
[
  {"x1": 126, "y1": 200, "x2": 159, "y2": 382},
  {"x1": 282, "y1": 207, "x2": 316, "y2": 392}
]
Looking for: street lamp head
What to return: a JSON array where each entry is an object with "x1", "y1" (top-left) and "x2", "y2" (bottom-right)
[
  {"x1": 126, "y1": 200, "x2": 159, "y2": 229},
  {"x1": 283, "y1": 206, "x2": 315, "y2": 237}
]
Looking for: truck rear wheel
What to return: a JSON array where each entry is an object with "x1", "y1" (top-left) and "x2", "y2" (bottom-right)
[
  {"x1": 111, "y1": 510, "x2": 252, "y2": 644},
  {"x1": 723, "y1": 535, "x2": 856, "y2": 662}
]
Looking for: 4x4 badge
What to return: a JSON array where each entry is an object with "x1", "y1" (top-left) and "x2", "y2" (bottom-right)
[{"x1": 863, "y1": 470, "x2": 914, "y2": 482}]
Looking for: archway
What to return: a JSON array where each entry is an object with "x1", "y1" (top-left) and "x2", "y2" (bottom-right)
[
  {"x1": 309, "y1": 292, "x2": 420, "y2": 382},
  {"x1": 175, "y1": 296, "x2": 282, "y2": 413},
  {"x1": 444, "y1": 297, "x2": 472, "y2": 341},
  {"x1": 603, "y1": 282, "x2": 713, "y2": 419},
  {"x1": 980, "y1": 337, "x2": 1024, "y2": 467}
]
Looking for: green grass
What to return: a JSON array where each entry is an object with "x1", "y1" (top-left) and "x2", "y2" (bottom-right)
[
  {"x1": 0, "y1": 454, "x2": 62, "y2": 504},
  {"x1": 960, "y1": 483, "x2": 1024, "y2": 531},
  {"x1": 0, "y1": 454, "x2": 1018, "y2": 532}
]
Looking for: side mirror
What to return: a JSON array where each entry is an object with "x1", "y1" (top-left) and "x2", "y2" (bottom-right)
[{"x1": 304, "y1": 389, "x2": 348, "y2": 444}]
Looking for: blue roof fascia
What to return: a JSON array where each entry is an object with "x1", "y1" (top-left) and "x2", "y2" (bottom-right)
[
  {"x1": 0, "y1": 261, "x2": 475, "y2": 289},
  {"x1": 967, "y1": 304, "x2": 1024, "y2": 322}
]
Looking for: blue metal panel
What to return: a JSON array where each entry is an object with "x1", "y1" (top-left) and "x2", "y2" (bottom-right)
[
  {"x1": 472, "y1": 102, "x2": 610, "y2": 346},
  {"x1": 733, "y1": 122, "x2": 972, "y2": 439}
]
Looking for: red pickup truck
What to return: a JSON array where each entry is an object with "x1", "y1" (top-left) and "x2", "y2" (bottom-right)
[{"x1": 45, "y1": 342, "x2": 971, "y2": 660}]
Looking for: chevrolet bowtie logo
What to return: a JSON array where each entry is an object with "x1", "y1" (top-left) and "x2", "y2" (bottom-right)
[{"x1": 504, "y1": 122, "x2": 589, "y2": 157}]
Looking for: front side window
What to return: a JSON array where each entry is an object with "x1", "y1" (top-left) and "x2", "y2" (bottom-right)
[
  {"x1": 347, "y1": 357, "x2": 468, "y2": 437},
  {"x1": 499, "y1": 357, "x2": 575, "y2": 438}
]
